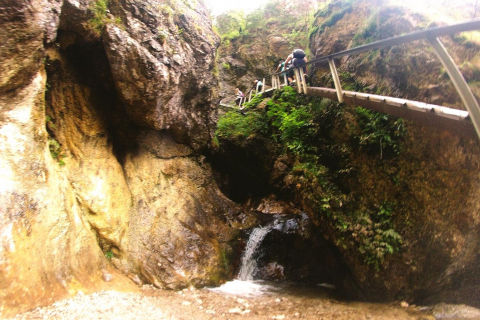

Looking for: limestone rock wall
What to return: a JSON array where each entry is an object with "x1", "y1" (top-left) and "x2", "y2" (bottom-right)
[
  {"x1": 0, "y1": 0, "x2": 238, "y2": 316},
  {"x1": 0, "y1": 1, "x2": 130, "y2": 316},
  {"x1": 122, "y1": 132, "x2": 237, "y2": 288},
  {"x1": 104, "y1": 0, "x2": 219, "y2": 149}
]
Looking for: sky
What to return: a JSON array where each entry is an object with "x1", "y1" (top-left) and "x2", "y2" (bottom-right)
[{"x1": 203, "y1": 0, "x2": 269, "y2": 16}]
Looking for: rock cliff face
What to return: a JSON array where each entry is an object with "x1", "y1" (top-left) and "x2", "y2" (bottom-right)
[
  {"x1": 0, "y1": 0, "x2": 238, "y2": 316},
  {"x1": 213, "y1": 0, "x2": 480, "y2": 307},
  {"x1": 306, "y1": 0, "x2": 480, "y2": 306}
]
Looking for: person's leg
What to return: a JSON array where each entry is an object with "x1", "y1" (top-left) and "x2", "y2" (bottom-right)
[{"x1": 287, "y1": 69, "x2": 294, "y2": 85}]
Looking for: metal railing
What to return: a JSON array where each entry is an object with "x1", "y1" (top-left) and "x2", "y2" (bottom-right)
[{"x1": 263, "y1": 19, "x2": 480, "y2": 139}]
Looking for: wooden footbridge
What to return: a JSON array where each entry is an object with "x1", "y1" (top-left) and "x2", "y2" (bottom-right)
[{"x1": 222, "y1": 19, "x2": 480, "y2": 139}]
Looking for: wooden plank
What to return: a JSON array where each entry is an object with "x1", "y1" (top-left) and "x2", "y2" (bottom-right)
[
  {"x1": 384, "y1": 96, "x2": 407, "y2": 108},
  {"x1": 354, "y1": 92, "x2": 370, "y2": 101},
  {"x1": 431, "y1": 105, "x2": 469, "y2": 120},
  {"x1": 305, "y1": 86, "x2": 476, "y2": 137},
  {"x1": 344, "y1": 91, "x2": 356, "y2": 98},
  {"x1": 368, "y1": 94, "x2": 386, "y2": 103},
  {"x1": 405, "y1": 101, "x2": 431, "y2": 112}
]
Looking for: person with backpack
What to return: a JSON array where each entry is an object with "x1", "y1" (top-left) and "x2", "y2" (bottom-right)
[{"x1": 284, "y1": 49, "x2": 308, "y2": 84}]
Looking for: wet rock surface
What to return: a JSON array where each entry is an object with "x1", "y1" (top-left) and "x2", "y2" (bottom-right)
[{"x1": 121, "y1": 131, "x2": 239, "y2": 289}]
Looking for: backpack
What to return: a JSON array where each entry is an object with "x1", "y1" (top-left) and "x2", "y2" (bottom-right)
[
  {"x1": 293, "y1": 49, "x2": 306, "y2": 59},
  {"x1": 293, "y1": 58, "x2": 306, "y2": 68}
]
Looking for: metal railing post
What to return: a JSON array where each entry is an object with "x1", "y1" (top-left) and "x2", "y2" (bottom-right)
[
  {"x1": 328, "y1": 58, "x2": 344, "y2": 103},
  {"x1": 249, "y1": 90, "x2": 252, "y2": 102},
  {"x1": 299, "y1": 68, "x2": 308, "y2": 94},
  {"x1": 262, "y1": 78, "x2": 265, "y2": 93},
  {"x1": 271, "y1": 75, "x2": 276, "y2": 89},
  {"x1": 294, "y1": 68, "x2": 302, "y2": 93},
  {"x1": 428, "y1": 37, "x2": 480, "y2": 138},
  {"x1": 283, "y1": 73, "x2": 288, "y2": 86}
]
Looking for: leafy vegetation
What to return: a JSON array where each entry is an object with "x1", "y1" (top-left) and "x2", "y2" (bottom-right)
[
  {"x1": 354, "y1": 107, "x2": 405, "y2": 159},
  {"x1": 48, "y1": 138, "x2": 65, "y2": 166},
  {"x1": 215, "y1": 10, "x2": 247, "y2": 41},
  {"x1": 215, "y1": 86, "x2": 406, "y2": 269},
  {"x1": 88, "y1": 0, "x2": 122, "y2": 35},
  {"x1": 216, "y1": 110, "x2": 267, "y2": 141},
  {"x1": 222, "y1": 62, "x2": 231, "y2": 70},
  {"x1": 215, "y1": 0, "x2": 318, "y2": 50},
  {"x1": 105, "y1": 250, "x2": 114, "y2": 260}
]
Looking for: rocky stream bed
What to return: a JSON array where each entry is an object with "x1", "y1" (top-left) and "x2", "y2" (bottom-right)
[{"x1": 9, "y1": 284, "x2": 480, "y2": 320}]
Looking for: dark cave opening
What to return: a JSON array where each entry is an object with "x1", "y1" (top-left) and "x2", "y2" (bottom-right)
[
  {"x1": 208, "y1": 137, "x2": 277, "y2": 203},
  {"x1": 45, "y1": 30, "x2": 140, "y2": 165}
]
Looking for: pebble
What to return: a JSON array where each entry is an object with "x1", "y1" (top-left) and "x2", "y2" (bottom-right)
[
  {"x1": 229, "y1": 307, "x2": 243, "y2": 314},
  {"x1": 272, "y1": 315, "x2": 286, "y2": 320},
  {"x1": 237, "y1": 298, "x2": 246, "y2": 304},
  {"x1": 102, "y1": 271, "x2": 113, "y2": 282}
]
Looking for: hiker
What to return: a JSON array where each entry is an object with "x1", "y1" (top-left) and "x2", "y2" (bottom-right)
[
  {"x1": 275, "y1": 59, "x2": 287, "y2": 84},
  {"x1": 235, "y1": 87, "x2": 245, "y2": 105},
  {"x1": 275, "y1": 59, "x2": 286, "y2": 73},
  {"x1": 254, "y1": 79, "x2": 263, "y2": 93},
  {"x1": 284, "y1": 49, "x2": 308, "y2": 84}
]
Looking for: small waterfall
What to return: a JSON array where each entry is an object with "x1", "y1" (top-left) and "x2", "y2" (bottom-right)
[{"x1": 237, "y1": 225, "x2": 273, "y2": 280}]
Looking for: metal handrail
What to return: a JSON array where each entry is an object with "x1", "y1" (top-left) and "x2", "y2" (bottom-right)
[
  {"x1": 304, "y1": 18, "x2": 480, "y2": 67},
  {"x1": 270, "y1": 18, "x2": 480, "y2": 75}
]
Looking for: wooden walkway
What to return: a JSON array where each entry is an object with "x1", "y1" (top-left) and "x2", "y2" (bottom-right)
[
  {"x1": 232, "y1": 19, "x2": 480, "y2": 139},
  {"x1": 222, "y1": 85, "x2": 475, "y2": 137},
  {"x1": 307, "y1": 87, "x2": 474, "y2": 137}
]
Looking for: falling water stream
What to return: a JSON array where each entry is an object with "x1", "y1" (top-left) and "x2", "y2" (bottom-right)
[
  {"x1": 237, "y1": 225, "x2": 273, "y2": 281},
  {"x1": 211, "y1": 216, "x2": 300, "y2": 296}
]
